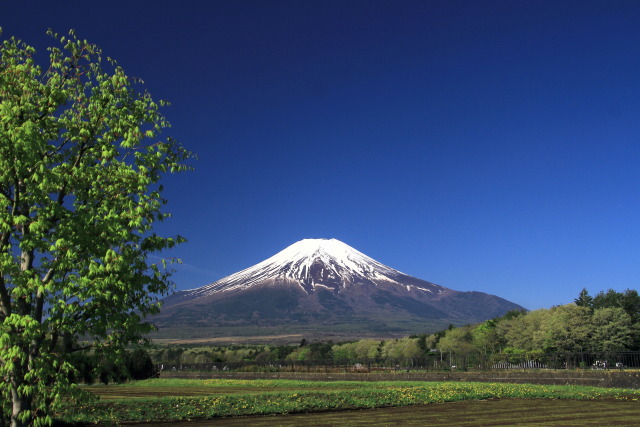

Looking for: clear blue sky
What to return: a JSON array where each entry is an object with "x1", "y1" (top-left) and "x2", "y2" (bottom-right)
[{"x1": 4, "y1": 0, "x2": 640, "y2": 310}]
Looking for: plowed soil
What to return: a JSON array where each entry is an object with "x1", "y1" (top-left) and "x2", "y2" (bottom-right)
[{"x1": 124, "y1": 399, "x2": 640, "y2": 426}]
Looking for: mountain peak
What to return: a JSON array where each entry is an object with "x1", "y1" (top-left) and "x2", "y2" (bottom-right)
[
  {"x1": 274, "y1": 238, "x2": 370, "y2": 265},
  {"x1": 284, "y1": 238, "x2": 356, "y2": 252},
  {"x1": 278, "y1": 238, "x2": 348, "y2": 255},
  {"x1": 183, "y1": 238, "x2": 426, "y2": 298},
  {"x1": 155, "y1": 238, "x2": 527, "y2": 338}
]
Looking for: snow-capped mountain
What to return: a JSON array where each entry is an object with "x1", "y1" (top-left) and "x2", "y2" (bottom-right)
[
  {"x1": 183, "y1": 238, "x2": 444, "y2": 297},
  {"x1": 154, "y1": 239, "x2": 525, "y2": 338}
]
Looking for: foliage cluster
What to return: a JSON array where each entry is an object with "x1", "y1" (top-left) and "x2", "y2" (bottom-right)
[
  {"x1": 0, "y1": 29, "x2": 190, "y2": 426},
  {"x1": 150, "y1": 344, "x2": 297, "y2": 365},
  {"x1": 150, "y1": 338, "x2": 427, "y2": 365},
  {"x1": 71, "y1": 348, "x2": 156, "y2": 385},
  {"x1": 429, "y1": 288, "x2": 639, "y2": 355}
]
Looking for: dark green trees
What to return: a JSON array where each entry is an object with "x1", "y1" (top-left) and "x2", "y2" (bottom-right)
[{"x1": 575, "y1": 288, "x2": 594, "y2": 307}]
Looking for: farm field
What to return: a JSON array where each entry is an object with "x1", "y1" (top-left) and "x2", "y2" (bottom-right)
[
  {"x1": 56, "y1": 378, "x2": 640, "y2": 425},
  {"x1": 181, "y1": 400, "x2": 640, "y2": 426}
]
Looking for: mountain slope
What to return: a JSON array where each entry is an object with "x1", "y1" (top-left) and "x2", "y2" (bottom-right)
[{"x1": 153, "y1": 239, "x2": 524, "y2": 338}]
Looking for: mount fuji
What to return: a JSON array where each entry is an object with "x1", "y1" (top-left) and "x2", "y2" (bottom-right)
[{"x1": 153, "y1": 239, "x2": 524, "y2": 339}]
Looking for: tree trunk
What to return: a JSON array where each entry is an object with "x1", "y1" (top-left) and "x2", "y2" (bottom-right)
[
  {"x1": 10, "y1": 393, "x2": 31, "y2": 427},
  {"x1": 10, "y1": 370, "x2": 31, "y2": 427}
]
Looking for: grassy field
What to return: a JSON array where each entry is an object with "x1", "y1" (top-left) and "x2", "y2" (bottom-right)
[{"x1": 56, "y1": 378, "x2": 640, "y2": 425}]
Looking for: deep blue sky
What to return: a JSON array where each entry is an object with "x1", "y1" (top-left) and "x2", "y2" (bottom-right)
[{"x1": 4, "y1": 1, "x2": 640, "y2": 310}]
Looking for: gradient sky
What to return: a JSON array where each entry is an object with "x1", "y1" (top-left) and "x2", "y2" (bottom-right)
[{"x1": 4, "y1": 0, "x2": 640, "y2": 310}]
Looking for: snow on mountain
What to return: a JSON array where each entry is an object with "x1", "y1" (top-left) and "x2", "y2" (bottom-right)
[{"x1": 184, "y1": 238, "x2": 445, "y2": 298}]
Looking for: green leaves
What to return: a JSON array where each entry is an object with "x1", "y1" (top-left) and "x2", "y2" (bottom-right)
[{"x1": 0, "y1": 28, "x2": 193, "y2": 426}]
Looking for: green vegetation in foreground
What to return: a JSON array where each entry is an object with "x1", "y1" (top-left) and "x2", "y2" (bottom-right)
[{"x1": 57, "y1": 378, "x2": 640, "y2": 424}]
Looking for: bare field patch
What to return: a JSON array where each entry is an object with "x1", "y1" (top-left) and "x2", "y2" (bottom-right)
[{"x1": 151, "y1": 333, "x2": 305, "y2": 345}]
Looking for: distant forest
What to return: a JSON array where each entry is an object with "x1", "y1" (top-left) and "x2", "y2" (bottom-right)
[
  {"x1": 424, "y1": 288, "x2": 639, "y2": 355},
  {"x1": 150, "y1": 288, "x2": 639, "y2": 365}
]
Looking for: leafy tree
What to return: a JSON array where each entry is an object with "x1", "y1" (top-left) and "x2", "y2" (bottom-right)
[
  {"x1": 593, "y1": 289, "x2": 640, "y2": 322},
  {"x1": 501, "y1": 309, "x2": 527, "y2": 320},
  {"x1": 285, "y1": 346, "x2": 310, "y2": 361},
  {"x1": 590, "y1": 307, "x2": 636, "y2": 352},
  {"x1": 124, "y1": 349, "x2": 156, "y2": 380},
  {"x1": 436, "y1": 326, "x2": 476, "y2": 355},
  {"x1": 308, "y1": 341, "x2": 334, "y2": 360},
  {"x1": 425, "y1": 327, "x2": 448, "y2": 350},
  {"x1": 543, "y1": 305, "x2": 592, "y2": 352},
  {"x1": 0, "y1": 29, "x2": 191, "y2": 426},
  {"x1": 472, "y1": 319, "x2": 504, "y2": 354},
  {"x1": 271, "y1": 344, "x2": 296, "y2": 360},
  {"x1": 593, "y1": 289, "x2": 624, "y2": 310},
  {"x1": 352, "y1": 339, "x2": 380, "y2": 359},
  {"x1": 411, "y1": 334, "x2": 428, "y2": 355},
  {"x1": 591, "y1": 288, "x2": 640, "y2": 349},
  {"x1": 331, "y1": 342, "x2": 356, "y2": 360},
  {"x1": 380, "y1": 337, "x2": 423, "y2": 359},
  {"x1": 286, "y1": 341, "x2": 334, "y2": 361},
  {"x1": 497, "y1": 308, "x2": 552, "y2": 352},
  {"x1": 620, "y1": 289, "x2": 640, "y2": 323},
  {"x1": 254, "y1": 348, "x2": 275, "y2": 363},
  {"x1": 166, "y1": 347, "x2": 186, "y2": 363}
]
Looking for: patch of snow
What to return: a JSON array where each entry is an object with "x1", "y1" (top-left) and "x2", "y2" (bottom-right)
[{"x1": 312, "y1": 283, "x2": 335, "y2": 291}]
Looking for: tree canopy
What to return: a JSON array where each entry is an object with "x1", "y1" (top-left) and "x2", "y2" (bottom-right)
[
  {"x1": 428, "y1": 288, "x2": 640, "y2": 356},
  {"x1": 0, "y1": 29, "x2": 191, "y2": 426}
]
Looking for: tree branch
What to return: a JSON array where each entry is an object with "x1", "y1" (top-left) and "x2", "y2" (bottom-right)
[
  {"x1": 0, "y1": 275, "x2": 11, "y2": 319},
  {"x1": 33, "y1": 264, "x2": 59, "y2": 324}
]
